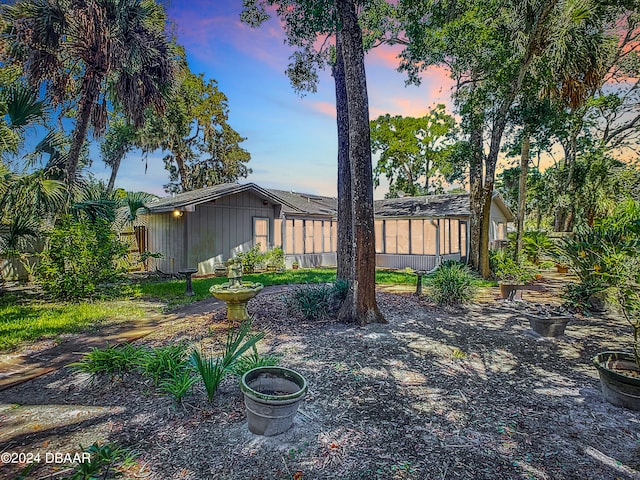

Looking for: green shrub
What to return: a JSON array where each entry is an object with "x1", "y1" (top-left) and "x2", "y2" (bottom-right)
[
  {"x1": 230, "y1": 348, "x2": 280, "y2": 377},
  {"x1": 159, "y1": 369, "x2": 197, "y2": 404},
  {"x1": 428, "y1": 261, "x2": 477, "y2": 305},
  {"x1": 71, "y1": 344, "x2": 145, "y2": 378},
  {"x1": 490, "y1": 249, "x2": 535, "y2": 283},
  {"x1": 265, "y1": 246, "x2": 285, "y2": 270},
  {"x1": 561, "y1": 280, "x2": 607, "y2": 312},
  {"x1": 235, "y1": 244, "x2": 266, "y2": 273},
  {"x1": 190, "y1": 320, "x2": 265, "y2": 401},
  {"x1": 522, "y1": 231, "x2": 555, "y2": 265},
  {"x1": 286, "y1": 281, "x2": 348, "y2": 320},
  {"x1": 138, "y1": 343, "x2": 188, "y2": 385},
  {"x1": 36, "y1": 215, "x2": 128, "y2": 300}
]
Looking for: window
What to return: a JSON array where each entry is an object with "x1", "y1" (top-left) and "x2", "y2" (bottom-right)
[
  {"x1": 410, "y1": 219, "x2": 423, "y2": 255},
  {"x1": 424, "y1": 220, "x2": 437, "y2": 255},
  {"x1": 313, "y1": 220, "x2": 323, "y2": 253},
  {"x1": 385, "y1": 220, "x2": 397, "y2": 253},
  {"x1": 305, "y1": 220, "x2": 314, "y2": 253},
  {"x1": 294, "y1": 219, "x2": 304, "y2": 254},
  {"x1": 254, "y1": 218, "x2": 269, "y2": 252},
  {"x1": 274, "y1": 219, "x2": 282, "y2": 248},
  {"x1": 323, "y1": 222, "x2": 331, "y2": 252}
]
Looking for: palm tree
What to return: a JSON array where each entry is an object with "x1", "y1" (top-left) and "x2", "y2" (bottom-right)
[{"x1": 1, "y1": 0, "x2": 176, "y2": 184}]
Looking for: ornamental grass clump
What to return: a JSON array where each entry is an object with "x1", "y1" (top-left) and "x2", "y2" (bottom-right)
[
  {"x1": 286, "y1": 281, "x2": 348, "y2": 320},
  {"x1": 428, "y1": 261, "x2": 477, "y2": 305}
]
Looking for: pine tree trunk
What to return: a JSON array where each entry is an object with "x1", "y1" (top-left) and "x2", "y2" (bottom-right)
[
  {"x1": 333, "y1": 34, "x2": 354, "y2": 283},
  {"x1": 66, "y1": 74, "x2": 101, "y2": 184},
  {"x1": 336, "y1": 0, "x2": 384, "y2": 325},
  {"x1": 515, "y1": 135, "x2": 530, "y2": 260}
]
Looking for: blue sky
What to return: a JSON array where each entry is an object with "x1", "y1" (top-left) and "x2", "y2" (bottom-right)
[{"x1": 91, "y1": 0, "x2": 455, "y2": 199}]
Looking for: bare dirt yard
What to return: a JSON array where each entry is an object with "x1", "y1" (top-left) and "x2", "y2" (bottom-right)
[{"x1": 1, "y1": 287, "x2": 640, "y2": 480}]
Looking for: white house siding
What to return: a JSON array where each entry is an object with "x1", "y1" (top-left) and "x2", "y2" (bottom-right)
[{"x1": 144, "y1": 191, "x2": 277, "y2": 274}]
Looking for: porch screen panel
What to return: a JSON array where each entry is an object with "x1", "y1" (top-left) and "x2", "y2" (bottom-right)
[
  {"x1": 449, "y1": 219, "x2": 460, "y2": 253},
  {"x1": 304, "y1": 220, "x2": 314, "y2": 253},
  {"x1": 410, "y1": 219, "x2": 424, "y2": 255},
  {"x1": 440, "y1": 219, "x2": 450, "y2": 254},
  {"x1": 385, "y1": 220, "x2": 397, "y2": 254},
  {"x1": 460, "y1": 222, "x2": 467, "y2": 256},
  {"x1": 323, "y1": 222, "x2": 331, "y2": 252},
  {"x1": 294, "y1": 219, "x2": 304, "y2": 254},
  {"x1": 497, "y1": 222, "x2": 506, "y2": 240},
  {"x1": 331, "y1": 221, "x2": 337, "y2": 252},
  {"x1": 397, "y1": 220, "x2": 410, "y2": 254},
  {"x1": 424, "y1": 220, "x2": 437, "y2": 255},
  {"x1": 285, "y1": 220, "x2": 294, "y2": 254},
  {"x1": 274, "y1": 219, "x2": 282, "y2": 248},
  {"x1": 374, "y1": 220, "x2": 383, "y2": 253},
  {"x1": 313, "y1": 220, "x2": 323, "y2": 253}
]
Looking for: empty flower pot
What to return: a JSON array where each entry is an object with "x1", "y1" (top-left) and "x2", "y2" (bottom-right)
[{"x1": 240, "y1": 366, "x2": 308, "y2": 436}]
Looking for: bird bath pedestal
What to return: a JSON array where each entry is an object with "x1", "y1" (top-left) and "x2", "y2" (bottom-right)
[{"x1": 209, "y1": 262, "x2": 264, "y2": 321}]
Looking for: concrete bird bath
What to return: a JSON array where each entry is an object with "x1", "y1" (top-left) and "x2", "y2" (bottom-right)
[{"x1": 209, "y1": 261, "x2": 264, "y2": 321}]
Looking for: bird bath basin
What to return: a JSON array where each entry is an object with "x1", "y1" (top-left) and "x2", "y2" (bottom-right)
[{"x1": 209, "y1": 262, "x2": 264, "y2": 321}]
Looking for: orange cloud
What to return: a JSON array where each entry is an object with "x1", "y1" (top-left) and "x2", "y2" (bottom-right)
[{"x1": 310, "y1": 101, "x2": 336, "y2": 118}]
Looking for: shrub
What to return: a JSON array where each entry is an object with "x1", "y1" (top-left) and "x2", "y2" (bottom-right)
[
  {"x1": 428, "y1": 261, "x2": 477, "y2": 305},
  {"x1": 138, "y1": 343, "x2": 188, "y2": 385},
  {"x1": 235, "y1": 244, "x2": 266, "y2": 273},
  {"x1": 190, "y1": 320, "x2": 265, "y2": 401},
  {"x1": 265, "y1": 246, "x2": 285, "y2": 270},
  {"x1": 71, "y1": 344, "x2": 145, "y2": 378},
  {"x1": 229, "y1": 347, "x2": 280, "y2": 377},
  {"x1": 521, "y1": 231, "x2": 555, "y2": 265},
  {"x1": 286, "y1": 281, "x2": 348, "y2": 320},
  {"x1": 159, "y1": 369, "x2": 197, "y2": 404},
  {"x1": 36, "y1": 215, "x2": 128, "y2": 300},
  {"x1": 490, "y1": 249, "x2": 535, "y2": 284}
]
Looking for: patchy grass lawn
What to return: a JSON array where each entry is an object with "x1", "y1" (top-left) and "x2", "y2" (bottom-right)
[
  {"x1": 1, "y1": 291, "x2": 637, "y2": 480},
  {"x1": 0, "y1": 294, "x2": 146, "y2": 351}
]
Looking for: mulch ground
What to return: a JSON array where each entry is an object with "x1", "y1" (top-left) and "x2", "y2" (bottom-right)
[{"x1": 1, "y1": 285, "x2": 640, "y2": 480}]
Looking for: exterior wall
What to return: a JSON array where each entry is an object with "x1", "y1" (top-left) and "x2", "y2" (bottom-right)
[
  {"x1": 145, "y1": 191, "x2": 277, "y2": 274},
  {"x1": 278, "y1": 215, "x2": 337, "y2": 268},
  {"x1": 489, "y1": 200, "x2": 509, "y2": 245}
]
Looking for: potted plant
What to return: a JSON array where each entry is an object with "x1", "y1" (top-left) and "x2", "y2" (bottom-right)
[
  {"x1": 214, "y1": 263, "x2": 227, "y2": 277},
  {"x1": 291, "y1": 260, "x2": 299, "y2": 270},
  {"x1": 592, "y1": 256, "x2": 640, "y2": 410},
  {"x1": 518, "y1": 304, "x2": 572, "y2": 337},
  {"x1": 491, "y1": 251, "x2": 535, "y2": 301},
  {"x1": 555, "y1": 263, "x2": 569, "y2": 274}
]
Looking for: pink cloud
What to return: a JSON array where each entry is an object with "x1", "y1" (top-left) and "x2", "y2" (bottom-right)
[{"x1": 309, "y1": 101, "x2": 336, "y2": 118}]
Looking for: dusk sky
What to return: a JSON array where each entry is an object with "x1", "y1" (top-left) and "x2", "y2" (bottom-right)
[{"x1": 92, "y1": 0, "x2": 455, "y2": 199}]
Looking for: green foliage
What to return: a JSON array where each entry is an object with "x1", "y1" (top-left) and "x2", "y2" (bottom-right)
[
  {"x1": 71, "y1": 344, "x2": 145, "y2": 378},
  {"x1": 286, "y1": 281, "x2": 347, "y2": 321},
  {"x1": 265, "y1": 246, "x2": 285, "y2": 270},
  {"x1": 159, "y1": 369, "x2": 197, "y2": 404},
  {"x1": 521, "y1": 231, "x2": 555, "y2": 266},
  {"x1": 561, "y1": 281, "x2": 605, "y2": 312},
  {"x1": 370, "y1": 105, "x2": 463, "y2": 197},
  {"x1": 62, "y1": 442, "x2": 138, "y2": 480},
  {"x1": 190, "y1": 320, "x2": 266, "y2": 401},
  {"x1": 235, "y1": 244, "x2": 266, "y2": 273},
  {"x1": 0, "y1": 299, "x2": 144, "y2": 351},
  {"x1": 138, "y1": 343, "x2": 189, "y2": 385},
  {"x1": 428, "y1": 261, "x2": 477, "y2": 305},
  {"x1": 36, "y1": 215, "x2": 128, "y2": 300},
  {"x1": 490, "y1": 250, "x2": 535, "y2": 284},
  {"x1": 229, "y1": 347, "x2": 280, "y2": 377}
]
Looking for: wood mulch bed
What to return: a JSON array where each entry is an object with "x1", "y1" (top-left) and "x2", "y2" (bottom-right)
[{"x1": 1, "y1": 288, "x2": 640, "y2": 480}]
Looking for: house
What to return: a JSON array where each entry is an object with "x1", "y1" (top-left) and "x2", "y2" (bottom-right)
[{"x1": 134, "y1": 182, "x2": 513, "y2": 274}]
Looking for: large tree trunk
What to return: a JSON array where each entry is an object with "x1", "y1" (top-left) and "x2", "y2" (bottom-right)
[
  {"x1": 333, "y1": 34, "x2": 354, "y2": 283},
  {"x1": 468, "y1": 118, "x2": 484, "y2": 271},
  {"x1": 515, "y1": 134, "x2": 530, "y2": 260},
  {"x1": 336, "y1": 0, "x2": 384, "y2": 325},
  {"x1": 66, "y1": 74, "x2": 101, "y2": 184}
]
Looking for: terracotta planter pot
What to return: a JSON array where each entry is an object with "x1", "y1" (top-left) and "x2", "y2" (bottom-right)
[
  {"x1": 593, "y1": 352, "x2": 640, "y2": 411},
  {"x1": 556, "y1": 264, "x2": 568, "y2": 274},
  {"x1": 524, "y1": 313, "x2": 571, "y2": 337},
  {"x1": 241, "y1": 367, "x2": 308, "y2": 436},
  {"x1": 292, "y1": 264, "x2": 299, "y2": 270},
  {"x1": 499, "y1": 282, "x2": 522, "y2": 301}
]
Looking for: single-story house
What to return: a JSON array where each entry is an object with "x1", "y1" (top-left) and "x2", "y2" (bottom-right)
[{"x1": 132, "y1": 182, "x2": 513, "y2": 274}]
